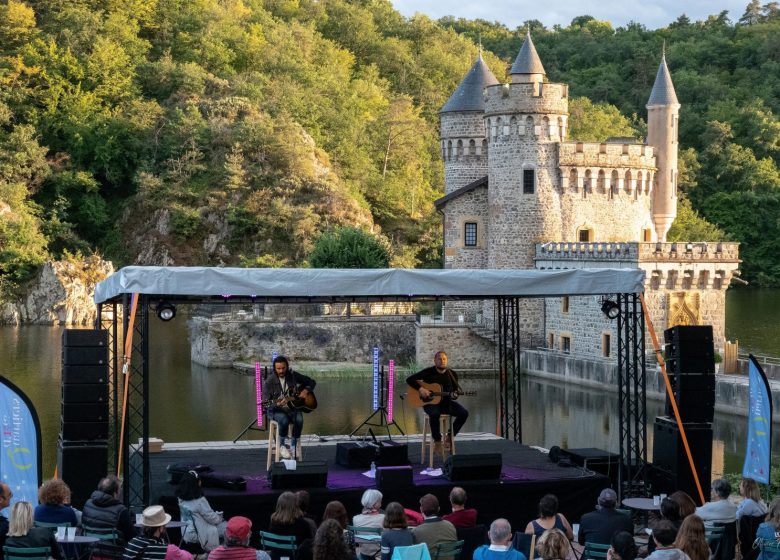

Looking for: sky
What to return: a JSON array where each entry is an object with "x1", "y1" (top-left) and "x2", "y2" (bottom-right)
[{"x1": 390, "y1": 1, "x2": 750, "y2": 30}]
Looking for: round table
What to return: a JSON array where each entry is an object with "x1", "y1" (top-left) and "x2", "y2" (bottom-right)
[
  {"x1": 134, "y1": 520, "x2": 187, "y2": 528},
  {"x1": 622, "y1": 497, "x2": 660, "y2": 511},
  {"x1": 56, "y1": 536, "x2": 100, "y2": 544}
]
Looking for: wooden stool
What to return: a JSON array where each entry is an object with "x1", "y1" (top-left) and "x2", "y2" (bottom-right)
[
  {"x1": 266, "y1": 419, "x2": 303, "y2": 470},
  {"x1": 420, "y1": 413, "x2": 455, "y2": 468}
]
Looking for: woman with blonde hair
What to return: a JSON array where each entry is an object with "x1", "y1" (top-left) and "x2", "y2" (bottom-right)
[
  {"x1": 673, "y1": 515, "x2": 709, "y2": 560},
  {"x1": 6, "y1": 502, "x2": 60, "y2": 558},
  {"x1": 756, "y1": 497, "x2": 780, "y2": 560},
  {"x1": 737, "y1": 478, "x2": 767, "y2": 519},
  {"x1": 34, "y1": 479, "x2": 78, "y2": 526},
  {"x1": 537, "y1": 529, "x2": 572, "y2": 560}
]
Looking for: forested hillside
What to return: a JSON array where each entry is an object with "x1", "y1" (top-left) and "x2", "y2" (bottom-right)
[{"x1": 1, "y1": 0, "x2": 780, "y2": 298}]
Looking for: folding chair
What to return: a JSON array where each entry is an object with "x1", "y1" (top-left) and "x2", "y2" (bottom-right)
[
  {"x1": 583, "y1": 542, "x2": 611, "y2": 560},
  {"x1": 3, "y1": 546, "x2": 52, "y2": 560},
  {"x1": 259, "y1": 531, "x2": 298, "y2": 560},
  {"x1": 431, "y1": 539, "x2": 464, "y2": 560}
]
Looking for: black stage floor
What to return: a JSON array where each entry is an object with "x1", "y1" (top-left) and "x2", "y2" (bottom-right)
[{"x1": 149, "y1": 436, "x2": 609, "y2": 536}]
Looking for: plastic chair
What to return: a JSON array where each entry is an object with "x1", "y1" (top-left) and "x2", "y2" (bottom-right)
[
  {"x1": 391, "y1": 543, "x2": 431, "y2": 560},
  {"x1": 431, "y1": 539, "x2": 464, "y2": 560},
  {"x1": 421, "y1": 414, "x2": 455, "y2": 468},
  {"x1": 583, "y1": 542, "x2": 611, "y2": 560},
  {"x1": 259, "y1": 531, "x2": 298, "y2": 560},
  {"x1": 33, "y1": 521, "x2": 70, "y2": 530},
  {"x1": 347, "y1": 525, "x2": 382, "y2": 559},
  {"x1": 3, "y1": 546, "x2": 52, "y2": 560},
  {"x1": 82, "y1": 525, "x2": 125, "y2": 560},
  {"x1": 511, "y1": 533, "x2": 536, "y2": 560}
]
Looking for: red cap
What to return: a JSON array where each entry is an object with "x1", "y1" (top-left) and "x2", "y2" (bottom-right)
[{"x1": 226, "y1": 516, "x2": 252, "y2": 540}]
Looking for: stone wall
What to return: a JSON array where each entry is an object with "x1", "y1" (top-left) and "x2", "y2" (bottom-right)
[
  {"x1": 441, "y1": 112, "x2": 488, "y2": 194},
  {"x1": 443, "y1": 186, "x2": 488, "y2": 270},
  {"x1": 190, "y1": 315, "x2": 416, "y2": 367},
  {"x1": 415, "y1": 323, "x2": 496, "y2": 369}
]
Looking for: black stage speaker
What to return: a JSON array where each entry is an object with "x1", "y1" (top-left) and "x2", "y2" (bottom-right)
[
  {"x1": 443, "y1": 453, "x2": 502, "y2": 481},
  {"x1": 376, "y1": 466, "x2": 413, "y2": 490},
  {"x1": 651, "y1": 416, "x2": 712, "y2": 498},
  {"x1": 57, "y1": 439, "x2": 108, "y2": 508},
  {"x1": 62, "y1": 329, "x2": 108, "y2": 347},
  {"x1": 269, "y1": 461, "x2": 328, "y2": 489},
  {"x1": 62, "y1": 402, "x2": 109, "y2": 423},
  {"x1": 336, "y1": 443, "x2": 376, "y2": 469},
  {"x1": 62, "y1": 384, "x2": 109, "y2": 403},
  {"x1": 62, "y1": 365, "x2": 108, "y2": 384},
  {"x1": 663, "y1": 326, "x2": 715, "y2": 423},
  {"x1": 62, "y1": 330, "x2": 109, "y2": 444},
  {"x1": 377, "y1": 441, "x2": 408, "y2": 466},
  {"x1": 559, "y1": 448, "x2": 620, "y2": 483}
]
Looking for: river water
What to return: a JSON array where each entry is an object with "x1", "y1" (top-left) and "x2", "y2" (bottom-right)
[{"x1": 1, "y1": 287, "x2": 777, "y2": 478}]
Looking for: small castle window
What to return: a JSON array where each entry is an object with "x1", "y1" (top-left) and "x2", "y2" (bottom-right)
[
  {"x1": 642, "y1": 228, "x2": 652, "y2": 242},
  {"x1": 523, "y1": 169, "x2": 535, "y2": 194},
  {"x1": 469, "y1": 139, "x2": 476, "y2": 156},
  {"x1": 560, "y1": 335, "x2": 571, "y2": 353},
  {"x1": 561, "y1": 296, "x2": 570, "y2": 314},
  {"x1": 464, "y1": 222, "x2": 477, "y2": 247},
  {"x1": 578, "y1": 228, "x2": 593, "y2": 242},
  {"x1": 548, "y1": 332, "x2": 555, "y2": 349},
  {"x1": 602, "y1": 333, "x2": 611, "y2": 358}
]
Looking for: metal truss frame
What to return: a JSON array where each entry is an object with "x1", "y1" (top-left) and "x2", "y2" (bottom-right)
[{"x1": 497, "y1": 298, "x2": 522, "y2": 442}]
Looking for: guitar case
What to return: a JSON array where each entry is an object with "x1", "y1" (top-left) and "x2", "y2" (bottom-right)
[
  {"x1": 200, "y1": 472, "x2": 247, "y2": 491},
  {"x1": 166, "y1": 463, "x2": 214, "y2": 485}
]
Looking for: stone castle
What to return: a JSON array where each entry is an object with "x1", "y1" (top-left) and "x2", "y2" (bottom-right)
[{"x1": 422, "y1": 33, "x2": 741, "y2": 367}]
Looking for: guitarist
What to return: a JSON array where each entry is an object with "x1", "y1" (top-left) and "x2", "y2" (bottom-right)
[
  {"x1": 406, "y1": 351, "x2": 469, "y2": 459},
  {"x1": 266, "y1": 356, "x2": 316, "y2": 459}
]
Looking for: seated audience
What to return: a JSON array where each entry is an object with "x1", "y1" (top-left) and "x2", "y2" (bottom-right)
[
  {"x1": 442, "y1": 487, "x2": 478, "y2": 528},
  {"x1": 314, "y1": 519, "x2": 356, "y2": 560},
  {"x1": 209, "y1": 516, "x2": 270, "y2": 560},
  {"x1": 5, "y1": 502, "x2": 60, "y2": 559},
  {"x1": 669, "y1": 492, "x2": 697, "y2": 519},
  {"x1": 695, "y1": 479, "x2": 737, "y2": 524},
  {"x1": 411, "y1": 494, "x2": 457, "y2": 558},
  {"x1": 648, "y1": 498, "x2": 683, "y2": 554},
  {"x1": 268, "y1": 491, "x2": 314, "y2": 558},
  {"x1": 737, "y1": 478, "x2": 768, "y2": 520},
  {"x1": 646, "y1": 520, "x2": 689, "y2": 560},
  {"x1": 297, "y1": 491, "x2": 318, "y2": 537},
  {"x1": 352, "y1": 489, "x2": 384, "y2": 560},
  {"x1": 607, "y1": 531, "x2": 637, "y2": 560},
  {"x1": 577, "y1": 489, "x2": 632, "y2": 545},
  {"x1": 525, "y1": 494, "x2": 573, "y2": 540},
  {"x1": 673, "y1": 515, "x2": 708, "y2": 560},
  {"x1": 537, "y1": 529, "x2": 571, "y2": 560},
  {"x1": 381, "y1": 502, "x2": 413, "y2": 560},
  {"x1": 322, "y1": 501, "x2": 349, "y2": 531},
  {"x1": 177, "y1": 470, "x2": 226, "y2": 552},
  {"x1": 755, "y1": 497, "x2": 780, "y2": 560},
  {"x1": 124, "y1": 505, "x2": 187, "y2": 560},
  {"x1": 472, "y1": 518, "x2": 526, "y2": 560},
  {"x1": 82, "y1": 475, "x2": 135, "y2": 542},
  {"x1": 34, "y1": 479, "x2": 78, "y2": 526},
  {"x1": 0, "y1": 482, "x2": 12, "y2": 549}
]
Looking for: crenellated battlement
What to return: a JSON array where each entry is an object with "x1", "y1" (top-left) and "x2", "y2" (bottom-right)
[
  {"x1": 559, "y1": 141, "x2": 655, "y2": 168},
  {"x1": 536, "y1": 241, "x2": 740, "y2": 262},
  {"x1": 483, "y1": 82, "x2": 569, "y2": 116}
]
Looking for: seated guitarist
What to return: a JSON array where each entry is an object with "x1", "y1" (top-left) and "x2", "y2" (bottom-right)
[
  {"x1": 266, "y1": 356, "x2": 316, "y2": 459},
  {"x1": 406, "y1": 351, "x2": 468, "y2": 458}
]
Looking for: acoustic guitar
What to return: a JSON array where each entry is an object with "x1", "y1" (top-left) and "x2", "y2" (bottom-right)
[
  {"x1": 264, "y1": 391, "x2": 318, "y2": 413},
  {"x1": 406, "y1": 381, "x2": 476, "y2": 408}
]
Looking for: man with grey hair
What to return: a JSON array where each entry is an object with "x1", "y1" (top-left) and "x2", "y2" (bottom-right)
[
  {"x1": 696, "y1": 478, "x2": 738, "y2": 523},
  {"x1": 578, "y1": 488, "x2": 633, "y2": 545},
  {"x1": 472, "y1": 518, "x2": 526, "y2": 560}
]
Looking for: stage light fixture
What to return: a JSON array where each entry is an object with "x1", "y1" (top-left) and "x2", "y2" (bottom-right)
[
  {"x1": 157, "y1": 301, "x2": 176, "y2": 321},
  {"x1": 600, "y1": 299, "x2": 620, "y2": 320}
]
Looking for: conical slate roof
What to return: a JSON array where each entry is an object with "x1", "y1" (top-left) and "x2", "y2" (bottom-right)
[
  {"x1": 440, "y1": 54, "x2": 499, "y2": 113},
  {"x1": 647, "y1": 54, "x2": 679, "y2": 106},
  {"x1": 510, "y1": 31, "x2": 546, "y2": 76}
]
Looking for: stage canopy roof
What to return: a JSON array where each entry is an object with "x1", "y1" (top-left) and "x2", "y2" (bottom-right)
[{"x1": 94, "y1": 266, "x2": 645, "y2": 305}]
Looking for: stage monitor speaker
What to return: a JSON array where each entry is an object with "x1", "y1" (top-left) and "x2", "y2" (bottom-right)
[
  {"x1": 652, "y1": 416, "x2": 712, "y2": 499},
  {"x1": 62, "y1": 383, "x2": 109, "y2": 403},
  {"x1": 443, "y1": 453, "x2": 502, "y2": 481},
  {"x1": 62, "y1": 365, "x2": 108, "y2": 385},
  {"x1": 377, "y1": 441, "x2": 408, "y2": 466},
  {"x1": 269, "y1": 461, "x2": 328, "y2": 489},
  {"x1": 57, "y1": 440, "x2": 108, "y2": 508},
  {"x1": 376, "y1": 465, "x2": 413, "y2": 490},
  {"x1": 336, "y1": 442, "x2": 376, "y2": 469}
]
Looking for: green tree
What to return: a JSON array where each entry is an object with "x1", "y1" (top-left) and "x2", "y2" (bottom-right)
[
  {"x1": 308, "y1": 227, "x2": 390, "y2": 268},
  {"x1": 567, "y1": 97, "x2": 639, "y2": 141}
]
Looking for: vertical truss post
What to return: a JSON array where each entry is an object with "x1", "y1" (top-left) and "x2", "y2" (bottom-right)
[
  {"x1": 617, "y1": 293, "x2": 648, "y2": 500},
  {"x1": 497, "y1": 298, "x2": 523, "y2": 442},
  {"x1": 97, "y1": 303, "x2": 120, "y2": 474}
]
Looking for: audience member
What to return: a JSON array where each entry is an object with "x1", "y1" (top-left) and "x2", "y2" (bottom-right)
[
  {"x1": 0, "y1": 483, "x2": 12, "y2": 549},
  {"x1": 34, "y1": 479, "x2": 78, "y2": 526},
  {"x1": 209, "y1": 516, "x2": 270, "y2": 560},
  {"x1": 648, "y1": 498, "x2": 683, "y2": 554},
  {"x1": 314, "y1": 519, "x2": 355, "y2": 560},
  {"x1": 577, "y1": 489, "x2": 632, "y2": 545},
  {"x1": 442, "y1": 487, "x2": 478, "y2": 528},
  {"x1": 473, "y1": 518, "x2": 526, "y2": 560},
  {"x1": 525, "y1": 494, "x2": 573, "y2": 540},
  {"x1": 165, "y1": 544, "x2": 193, "y2": 560},
  {"x1": 673, "y1": 515, "x2": 708, "y2": 560},
  {"x1": 607, "y1": 531, "x2": 637, "y2": 560},
  {"x1": 352, "y1": 489, "x2": 385, "y2": 560},
  {"x1": 5, "y1": 502, "x2": 59, "y2": 559},
  {"x1": 646, "y1": 520, "x2": 689, "y2": 560},
  {"x1": 411, "y1": 494, "x2": 457, "y2": 558},
  {"x1": 737, "y1": 478, "x2": 768, "y2": 519},
  {"x1": 669, "y1": 492, "x2": 697, "y2": 519},
  {"x1": 380, "y1": 502, "x2": 413, "y2": 560},
  {"x1": 695, "y1": 479, "x2": 737, "y2": 524},
  {"x1": 268, "y1": 491, "x2": 314, "y2": 558},
  {"x1": 537, "y1": 529, "x2": 571, "y2": 560},
  {"x1": 755, "y1": 497, "x2": 780, "y2": 560},
  {"x1": 322, "y1": 501, "x2": 349, "y2": 531},
  {"x1": 123, "y1": 505, "x2": 184, "y2": 560},
  {"x1": 176, "y1": 470, "x2": 226, "y2": 551},
  {"x1": 82, "y1": 475, "x2": 135, "y2": 542},
  {"x1": 296, "y1": 491, "x2": 318, "y2": 537}
]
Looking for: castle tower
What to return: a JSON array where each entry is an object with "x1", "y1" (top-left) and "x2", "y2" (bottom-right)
[
  {"x1": 440, "y1": 53, "x2": 499, "y2": 194},
  {"x1": 647, "y1": 52, "x2": 680, "y2": 242}
]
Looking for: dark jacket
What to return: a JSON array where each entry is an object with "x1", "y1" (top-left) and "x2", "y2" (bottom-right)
[
  {"x1": 0, "y1": 514, "x2": 8, "y2": 549},
  {"x1": 578, "y1": 508, "x2": 633, "y2": 545},
  {"x1": 82, "y1": 489, "x2": 135, "y2": 542},
  {"x1": 265, "y1": 370, "x2": 316, "y2": 403},
  {"x1": 6, "y1": 527, "x2": 60, "y2": 559},
  {"x1": 33, "y1": 504, "x2": 78, "y2": 527}
]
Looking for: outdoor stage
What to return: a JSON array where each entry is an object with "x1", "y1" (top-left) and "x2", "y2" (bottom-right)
[{"x1": 149, "y1": 433, "x2": 610, "y2": 534}]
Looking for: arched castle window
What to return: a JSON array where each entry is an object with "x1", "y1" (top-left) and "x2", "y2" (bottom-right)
[
  {"x1": 469, "y1": 139, "x2": 476, "y2": 156},
  {"x1": 611, "y1": 170, "x2": 619, "y2": 197},
  {"x1": 482, "y1": 139, "x2": 488, "y2": 156},
  {"x1": 584, "y1": 169, "x2": 593, "y2": 197},
  {"x1": 496, "y1": 117, "x2": 503, "y2": 139},
  {"x1": 447, "y1": 141, "x2": 452, "y2": 160},
  {"x1": 597, "y1": 170, "x2": 606, "y2": 193},
  {"x1": 525, "y1": 116, "x2": 534, "y2": 136},
  {"x1": 510, "y1": 116, "x2": 517, "y2": 136},
  {"x1": 456, "y1": 139, "x2": 464, "y2": 157},
  {"x1": 636, "y1": 171, "x2": 644, "y2": 199},
  {"x1": 542, "y1": 116, "x2": 550, "y2": 139},
  {"x1": 569, "y1": 168, "x2": 578, "y2": 190},
  {"x1": 523, "y1": 166, "x2": 535, "y2": 194},
  {"x1": 558, "y1": 116, "x2": 566, "y2": 140},
  {"x1": 624, "y1": 170, "x2": 633, "y2": 193}
]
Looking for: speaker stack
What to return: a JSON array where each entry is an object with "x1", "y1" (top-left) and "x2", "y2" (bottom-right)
[
  {"x1": 651, "y1": 325, "x2": 715, "y2": 497},
  {"x1": 58, "y1": 329, "x2": 109, "y2": 508}
]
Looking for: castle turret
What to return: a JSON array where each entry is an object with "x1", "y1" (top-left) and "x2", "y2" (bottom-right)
[
  {"x1": 440, "y1": 53, "x2": 499, "y2": 194},
  {"x1": 646, "y1": 53, "x2": 680, "y2": 242}
]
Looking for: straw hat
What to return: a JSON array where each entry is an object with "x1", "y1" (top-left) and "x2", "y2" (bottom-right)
[{"x1": 142, "y1": 505, "x2": 172, "y2": 527}]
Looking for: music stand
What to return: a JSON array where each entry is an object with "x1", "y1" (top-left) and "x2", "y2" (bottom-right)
[{"x1": 349, "y1": 364, "x2": 405, "y2": 438}]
